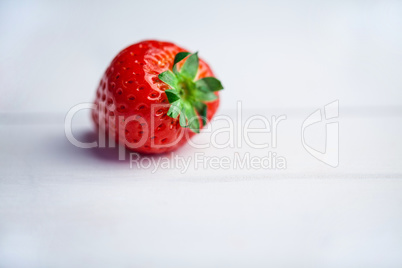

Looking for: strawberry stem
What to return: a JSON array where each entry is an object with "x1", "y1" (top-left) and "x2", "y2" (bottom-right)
[{"x1": 158, "y1": 52, "x2": 223, "y2": 133}]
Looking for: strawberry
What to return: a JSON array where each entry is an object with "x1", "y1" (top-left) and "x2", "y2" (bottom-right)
[{"x1": 92, "y1": 40, "x2": 223, "y2": 154}]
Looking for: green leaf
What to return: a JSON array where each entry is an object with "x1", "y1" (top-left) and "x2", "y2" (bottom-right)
[
  {"x1": 195, "y1": 101, "x2": 207, "y2": 126},
  {"x1": 180, "y1": 52, "x2": 199, "y2": 80},
  {"x1": 158, "y1": 70, "x2": 177, "y2": 88},
  {"x1": 167, "y1": 100, "x2": 182, "y2": 118},
  {"x1": 179, "y1": 108, "x2": 187, "y2": 127},
  {"x1": 165, "y1": 89, "x2": 180, "y2": 103},
  {"x1": 185, "y1": 105, "x2": 200, "y2": 133},
  {"x1": 173, "y1": 52, "x2": 190, "y2": 74},
  {"x1": 195, "y1": 77, "x2": 223, "y2": 92},
  {"x1": 160, "y1": 50, "x2": 223, "y2": 133},
  {"x1": 195, "y1": 91, "x2": 218, "y2": 101},
  {"x1": 174, "y1": 52, "x2": 191, "y2": 66}
]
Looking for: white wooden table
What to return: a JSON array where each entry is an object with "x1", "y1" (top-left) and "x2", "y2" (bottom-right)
[{"x1": 1, "y1": 108, "x2": 401, "y2": 267}]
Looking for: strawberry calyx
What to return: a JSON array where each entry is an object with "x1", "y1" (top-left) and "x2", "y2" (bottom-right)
[{"x1": 158, "y1": 52, "x2": 223, "y2": 133}]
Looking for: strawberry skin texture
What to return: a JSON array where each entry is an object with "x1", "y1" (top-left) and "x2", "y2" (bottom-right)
[{"x1": 92, "y1": 40, "x2": 220, "y2": 154}]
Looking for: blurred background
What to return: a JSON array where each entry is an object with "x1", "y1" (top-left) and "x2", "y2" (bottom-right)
[
  {"x1": 1, "y1": 0, "x2": 402, "y2": 267},
  {"x1": 1, "y1": 0, "x2": 401, "y2": 113}
]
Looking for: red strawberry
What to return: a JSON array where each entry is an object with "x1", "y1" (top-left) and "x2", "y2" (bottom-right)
[{"x1": 92, "y1": 40, "x2": 223, "y2": 154}]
